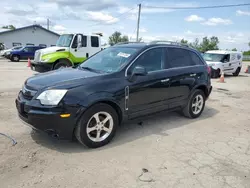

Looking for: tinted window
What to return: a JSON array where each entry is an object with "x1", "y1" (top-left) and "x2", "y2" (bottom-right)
[
  {"x1": 128, "y1": 48, "x2": 163, "y2": 74},
  {"x1": 26, "y1": 43, "x2": 34, "y2": 46},
  {"x1": 23, "y1": 47, "x2": 34, "y2": 52},
  {"x1": 167, "y1": 48, "x2": 195, "y2": 68},
  {"x1": 82, "y1": 35, "x2": 87, "y2": 47},
  {"x1": 189, "y1": 51, "x2": 204, "y2": 65},
  {"x1": 91, "y1": 36, "x2": 99, "y2": 47}
]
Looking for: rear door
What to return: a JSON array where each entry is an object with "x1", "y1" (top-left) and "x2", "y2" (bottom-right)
[
  {"x1": 165, "y1": 47, "x2": 204, "y2": 109},
  {"x1": 126, "y1": 47, "x2": 170, "y2": 118}
]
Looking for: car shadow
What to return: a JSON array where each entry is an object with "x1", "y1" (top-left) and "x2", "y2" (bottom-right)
[{"x1": 30, "y1": 106, "x2": 219, "y2": 153}]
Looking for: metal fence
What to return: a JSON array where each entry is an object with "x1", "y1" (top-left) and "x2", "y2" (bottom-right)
[{"x1": 243, "y1": 55, "x2": 250, "y2": 61}]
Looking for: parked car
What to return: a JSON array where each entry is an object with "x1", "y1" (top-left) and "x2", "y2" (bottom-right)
[
  {"x1": 0, "y1": 46, "x2": 22, "y2": 57},
  {"x1": 9, "y1": 46, "x2": 46, "y2": 62},
  {"x1": 16, "y1": 41, "x2": 212, "y2": 148},
  {"x1": 203, "y1": 50, "x2": 243, "y2": 78}
]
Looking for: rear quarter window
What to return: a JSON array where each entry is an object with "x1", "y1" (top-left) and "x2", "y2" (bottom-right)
[
  {"x1": 91, "y1": 36, "x2": 99, "y2": 47},
  {"x1": 188, "y1": 51, "x2": 204, "y2": 65}
]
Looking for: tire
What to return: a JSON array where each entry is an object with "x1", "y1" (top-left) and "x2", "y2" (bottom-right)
[
  {"x1": 233, "y1": 67, "x2": 241, "y2": 76},
  {"x1": 54, "y1": 60, "x2": 71, "y2": 70},
  {"x1": 212, "y1": 69, "x2": 220, "y2": 78},
  {"x1": 11, "y1": 55, "x2": 20, "y2": 62},
  {"x1": 74, "y1": 103, "x2": 118, "y2": 148},
  {"x1": 182, "y1": 89, "x2": 206, "y2": 119}
]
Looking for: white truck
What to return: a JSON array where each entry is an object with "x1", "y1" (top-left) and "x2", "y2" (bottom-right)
[
  {"x1": 203, "y1": 50, "x2": 243, "y2": 78},
  {"x1": 31, "y1": 33, "x2": 102, "y2": 72}
]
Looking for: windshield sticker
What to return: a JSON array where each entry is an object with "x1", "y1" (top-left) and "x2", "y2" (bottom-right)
[{"x1": 117, "y1": 52, "x2": 131, "y2": 58}]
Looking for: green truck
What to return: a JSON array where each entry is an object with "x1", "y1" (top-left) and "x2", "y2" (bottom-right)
[{"x1": 31, "y1": 33, "x2": 102, "y2": 72}]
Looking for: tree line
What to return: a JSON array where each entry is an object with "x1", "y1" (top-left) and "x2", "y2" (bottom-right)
[{"x1": 108, "y1": 31, "x2": 250, "y2": 55}]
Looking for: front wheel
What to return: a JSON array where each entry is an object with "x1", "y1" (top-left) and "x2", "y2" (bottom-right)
[
  {"x1": 54, "y1": 60, "x2": 71, "y2": 70},
  {"x1": 75, "y1": 103, "x2": 118, "y2": 148},
  {"x1": 11, "y1": 55, "x2": 20, "y2": 62},
  {"x1": 182, "y1": 89, "x2": 206, "y2": 119},
  {"x1": 233, "y1": 67, "x2": 241, "y2": 76}
]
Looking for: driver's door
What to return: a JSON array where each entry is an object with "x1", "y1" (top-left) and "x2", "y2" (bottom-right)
[
  {"x1": 126, "y1": 47, "x2": 170, "y2": 118},
  {"x1": 70, "y1": 34, "x2": 88, "y2": 63}
]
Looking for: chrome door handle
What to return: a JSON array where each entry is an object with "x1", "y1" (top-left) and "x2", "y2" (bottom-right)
[
  {"x1": 190, "y1": 73, "x2": 196, "y2": 77},
  {"x1": 161, "y1": 78, "x2": 170, "y2": 83}
]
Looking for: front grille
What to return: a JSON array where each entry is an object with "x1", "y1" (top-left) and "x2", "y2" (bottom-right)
[
  {"x1": 34, "y1": 51, "x2": 41, "y2": 63},
  {"x1": 21, "y1": 85, "x2": 37, "y2": 101}
]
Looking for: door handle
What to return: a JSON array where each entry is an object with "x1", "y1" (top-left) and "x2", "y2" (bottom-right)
[
  {"x1": 190, "y1": 73, "x2": 196, "y2": 77},
  {"x1": 161, "y1": 78, "x2": 170, "y2": 83}
]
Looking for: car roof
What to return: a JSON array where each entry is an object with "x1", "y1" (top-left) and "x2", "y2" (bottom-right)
[
  {"x1": 205, "y1": 50, "x2": 241, "y2": 54},
  {"x1": 111, "y1": 42, "x2": 192, "y2": 51}
]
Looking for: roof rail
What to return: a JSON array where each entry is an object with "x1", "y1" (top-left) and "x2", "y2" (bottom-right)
[
  {"x1": 149, "y1": 40, "x2": 189, "y2": 47},
  {"x1": 114, "y1": 41, "x2": 145, "y2": 46}
]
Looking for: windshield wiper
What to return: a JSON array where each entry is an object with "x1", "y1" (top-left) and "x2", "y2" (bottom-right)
[{"x1": 79, "y1": 66, "x2": 101, "y2": 73}]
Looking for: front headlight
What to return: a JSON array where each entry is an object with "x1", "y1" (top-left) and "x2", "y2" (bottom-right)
[{"x1": 37, "y1": 89, "x2": 68, "y2": 105}]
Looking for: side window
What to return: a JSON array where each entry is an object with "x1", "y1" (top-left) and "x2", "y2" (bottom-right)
[
  {"x1": 91, "y1": 36, "x2": 99, "y2": 47},
  {"x1": 222, "y1": 54, "x2": 230, "y2": 63},
  {"x1": 189, "y1": 51, "x2": 204, "y2": 65},
  {"x1": 82, "y1": 35, "x2": 87, "y2": 47},
  {"x1": 128, "y1": 48, "x2": 163, "y2": 74},
  {"x1": 23, "y1": 48, "x2": 29, "y2": 52},
  {"x1": 71, "y1": 36, "x2": 78, "y2": 48},
  {"x1": 167, "y1": 48, "x2": 193, "y2": 68},
  {"x1": 13, "y1": 42, "x2": 21, "y2": 47}
]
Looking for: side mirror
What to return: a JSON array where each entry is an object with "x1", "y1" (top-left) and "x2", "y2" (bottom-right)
[
  {"x1": 132, "y1": 66, "x2": 148, "y2": 76},
  {"x1": 223, "y1": 59, "x2": 228, "y2": 63}
]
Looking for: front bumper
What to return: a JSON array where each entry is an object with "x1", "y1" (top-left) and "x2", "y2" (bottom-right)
[
  {"x1": 31, "y1": 62, "x2": 53, "y2": 72},
  {"x1": 15, "y1": 91, "x2": 83, "y2": 140}
]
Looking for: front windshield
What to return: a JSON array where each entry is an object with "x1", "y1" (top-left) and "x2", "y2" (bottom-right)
[
  {"x1": 56, "y1": 34, "x2": 74, "y2": 47},
  {"x1": 203, "y1": 53, "x2": 227, "y2": 62},
  {"x1": 80, "y1": 47, "x2": 139, "y2": 73}
]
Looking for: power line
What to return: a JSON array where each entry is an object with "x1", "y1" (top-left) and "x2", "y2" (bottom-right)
[{"x1": 143, "y1": 3, "x2": 250, "y2": 10}]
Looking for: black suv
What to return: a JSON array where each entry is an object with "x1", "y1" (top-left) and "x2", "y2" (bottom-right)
[{"x1": 16, "y1": 41, "x2": 212, "y2": 148}]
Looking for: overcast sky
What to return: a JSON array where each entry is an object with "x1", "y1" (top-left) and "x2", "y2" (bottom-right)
[{"x1": 1, "y1": 0, "x2": 250, "y2": 51}]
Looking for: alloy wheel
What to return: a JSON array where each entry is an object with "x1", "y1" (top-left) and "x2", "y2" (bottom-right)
[
  {"x1": 191, "y1": 94, "x2": 204, "y2": 115},
  {"x1": 86, "y1": 111, "x2": 114, "y2": 142}
]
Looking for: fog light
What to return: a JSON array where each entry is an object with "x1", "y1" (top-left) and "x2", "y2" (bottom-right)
[{"x1": 60, "y1": 114, "x2": 71, "y2": 118}]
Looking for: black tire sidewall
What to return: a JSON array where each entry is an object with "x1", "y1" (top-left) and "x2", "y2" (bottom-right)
[
  {"x1": 188, "y1": 90, "x2": 206, "y2": 118},
  {"x1": 12, "y1": 55, "x2": 19, "y2": 62},
  {"x1": 54, "y1": 60, "x2": 71, "y2": 70},
  {"x1": 233, "y1": 67, "x2": 240, "y2": 76},
  {"x1": 76, "y1": 103, "x2": 118, "y2": 148}
]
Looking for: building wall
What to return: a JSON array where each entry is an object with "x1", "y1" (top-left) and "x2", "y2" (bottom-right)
[{"x1": 0, "y1": 26, "x2": 59, "y2": 49}]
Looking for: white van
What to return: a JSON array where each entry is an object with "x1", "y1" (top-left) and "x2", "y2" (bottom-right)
[{"x1": 203, "y1": 50, "x2": 243, "y2": 78}]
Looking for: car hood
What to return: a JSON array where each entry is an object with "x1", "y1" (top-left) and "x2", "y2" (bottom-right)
[
  {"x1": 25, "y1": 68, "x2": 101, "y2": 90},
  {"x1": 39, "y1": 46, "x2": 69, "y2": 54}
]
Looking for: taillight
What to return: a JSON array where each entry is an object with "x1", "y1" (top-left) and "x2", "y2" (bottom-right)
[{"x1": 207, "y1": 66, "x2": 211, "y2": 75}]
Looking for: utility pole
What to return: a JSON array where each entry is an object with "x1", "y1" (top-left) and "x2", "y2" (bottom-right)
[
  {"x1": 47, "y1": 18, "x2": 50, "y2": 30},
  {"x1": 136, "y1": 3, "x2": 141, "y2": 42}
]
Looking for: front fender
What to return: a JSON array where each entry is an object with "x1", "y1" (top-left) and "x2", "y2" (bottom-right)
[{"x1": 41, "y1": 51, "x2": 71, "y2": 64}]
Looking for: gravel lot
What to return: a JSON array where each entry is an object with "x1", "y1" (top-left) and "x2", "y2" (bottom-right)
[{"x1": 1, "y1": 59, "x2": 250, "y2": 188}]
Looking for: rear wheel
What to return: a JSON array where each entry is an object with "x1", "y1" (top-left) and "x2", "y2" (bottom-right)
[
  {"x1": 11, "y1": 55, "x2": 20, "y2": 62},
  {"x1": 75, "y1": 103, "x2": 118, "y2": 148},
  {"x1": 54, "y1": 59, "x2": 71, "y2": 70},
  {"x1": 233, "y1": 67, "x2": 241, "y2": 76},
  {"x1": 182, "y1": 89, "x2": 205, "y2": 119}
]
